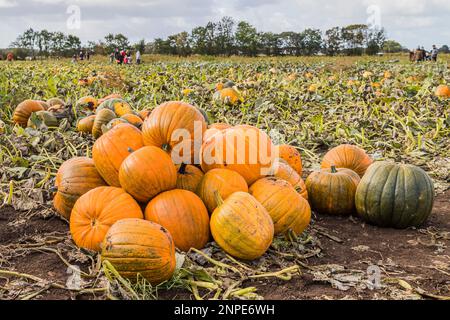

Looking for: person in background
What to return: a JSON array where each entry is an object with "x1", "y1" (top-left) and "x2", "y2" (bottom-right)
[
  {"x1": 136, "y1": 50, "x2": 141, "y2": 65},
  {"x1": 6, "y1": 52, "x2": 14, "y2": 62},
  {"x1": 120, "y1": 50, "x2": 126, "y2": 64},
  {"x1": 127, "y1": 50, "x2": 132, "y2": 64},
  {"x1": 72, "y1": 54, "x2": 77, "y2": 63},
  {"x1": 79, "y1": 51, "x2": 84, "y2": 61},
  {"x1": 110, "y1": 52, "x2": 115, "y2": 63},
  {"x1": 115, "y1": 49, "x2": 122, "y2": 64},
  {"x1": 87, "y1": 51, "x2": 90, "y2": 61},
  {"x1": 431, "y1": 45, "x2": 438, "y2": 62}
]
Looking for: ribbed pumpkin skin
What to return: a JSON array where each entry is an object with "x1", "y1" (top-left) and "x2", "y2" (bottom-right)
[
  {"x1": 249, "y1": 178, "x2": 311, "y2": 235},
  {"x1": 176, "y1": 164, "x2": 204, "y2": 192},
  {"x1": 306, "y1": 167, "x2": 360, "y2": 215},
  {"x1": 278, "y1": 145, "x2": 303, "y2": 176},
  {"x1": 101, "y1": 218, "x2": 176, "y2": 285},
  {"x1": 93, "y1": 123, "x2": 144, "y2": 187},
  {"x1": 142, "y1": 101, "x2": 207, "y2": 154},
  {"x1": 355, "y1": 162, "x2": 434, "y2": 228},
  {"x1": 98, "y1": 94, "x2": 122, "y2": 105},
  {"x1": 92, "y1": 108, "x2": 116, "y2": 139},
  {"x1": 321, "y1": 144, "x2": 373, "y2": 177},
  {"x1": 200, "y1": 125, "x2": 275, "y2": 185},
  {"x1": 70, "y1": 187, "x2": 143, "y2": 252},
  {"x1": 145, "y1": 190, "x2": 209, "y2": 252},
  {"x1": 76, "y1": 96, "x2": 98, "y2": 112},
  {"x1": 196, "y1": 168, "x2": 248, "y2": 214},
  {"x1": 76, "y1": 115, "x2": 96, "y2": 133},
  {"x1": 273, "y1": 160, "x2": 308, "y2": 200},
  {"x1": 119, "y1": 146, "x2": 177, "y2": 203},
  {"x1": 53, "y1": 157, "x2": 107, "y2": 219},
  {"x1": 210, "y1": 192, "x2": 274, "y2": 260},
  {"x1": 13, "y1": 100, "x2": 45, "y2": 127},
  {"x1": 121, "y1": 114, "x2": 143, "y2": 128}
]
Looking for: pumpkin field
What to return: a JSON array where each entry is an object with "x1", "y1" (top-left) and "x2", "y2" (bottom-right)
[{"x1": 0, "y1": 54, "x2": 449, "y2": 300}]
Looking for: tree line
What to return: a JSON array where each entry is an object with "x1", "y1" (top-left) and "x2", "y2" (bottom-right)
[{"x1": 4, "y1": 17, "x2": 450, "y2": 59}]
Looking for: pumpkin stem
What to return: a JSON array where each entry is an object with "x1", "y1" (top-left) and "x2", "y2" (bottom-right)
[
  {"x1": 162, "y1": 144, "x2": 170, "y2": 152},
  {"x1": 214, "y1": 190, "x2": 224, "y2": 207},
  {"x1": 331, "y1": 165, "x2": 337, "y2": 173},
  {"x1": 178, "y1": 163, "x2": 187, "y2": 174},
  {"x1": 127, "y1": 147, "x2": 135, "y2": 153}
]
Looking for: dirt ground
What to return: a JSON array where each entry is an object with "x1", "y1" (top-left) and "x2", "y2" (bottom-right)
[{"x1": 0, "y1": 190, "x2": 449, "y2": 300}]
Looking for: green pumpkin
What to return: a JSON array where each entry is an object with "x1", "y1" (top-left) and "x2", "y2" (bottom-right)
[
  {"x1": 96, "y1": 98, "x2": 132, "y2": 117},
  {"x1": 355, "y1": 162, "x2": 434, "y2": 229}
]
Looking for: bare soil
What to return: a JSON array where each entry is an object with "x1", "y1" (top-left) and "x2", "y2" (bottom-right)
[{"x1": 0, "y1": 190, "x2": 449, "y2": 300}]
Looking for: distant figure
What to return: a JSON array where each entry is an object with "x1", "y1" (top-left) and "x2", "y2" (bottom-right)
[
  {"x1": 79, "y1": 51, "x2": 84, "y2": 61},
  {"x1": 110, "y1": 52, "x2": 114, "y2": 63},
  {"x1": 6, "y1": 52, "x2": 14, "y2": 62},
  {"x1": 431, "y1": 45, "x2": 438, "y2": 62},
  {"x1": 413, "y1": 46, "x2": 425, "y2": 62},
  {"x1": 136, "y1": 50, "x2": 141, "y2": 65},
  {"x1": 126, "y1": 51, "x2": 132, "y2": 64},
  {"x1": 120, "y1": 50, "x2": 126, "y2": 64},
  {"x1": 72, "y1": 54, "x2": 78, "y2": 63},
  {"x1": 87, "y1": 51, "x2": 90, "y2": 61}
]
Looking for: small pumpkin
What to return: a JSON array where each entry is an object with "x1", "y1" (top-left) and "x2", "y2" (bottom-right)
[
  {"x1": 272, "y1": 160, "x2": 308, "y2": 200},
  {"x1": 101, "y1": 218, "x2": 176, "y2": 285},
  {"x1": 200, "y1": 125, "x2": 275, "y2": 185},
  {"x1": 435, "y1": 85, "x2": 450, "y2": 98},
  {"x1": 92, "y1": 123, "x2": 144, "y2": 187},
  {"x1": 76, "y1": 115, "x2": 96, "y2": 133},
  {"x1": 13, "y1": 100, "x2": 45, "y2": 127},
  {"x1": 76, "y1": 96, "x2": 98, "y2": 112},
  {"x1": 210, "y1": 192, "x2": 274, "y2": 260},
  {"x1": 306, "y1": 166, "x2": 360, "y2": 215},
  {"x1": 355, "y1": 162, "x2": 434, "y2": 228},
  {"x1": 213, "y1": 88, "x2": 243, "y2": 105},
  {"x1": 92, "y1": 108, "x2": 116, "y2": 139},
  {"x1": 278, "y1": 144, "x2": 303, "y2": 176},
  {"x1": 119, "y1": 146, "x2": 177, "y2": 203},
  {"x1": 142, "y1": 101, "x2": 207, "y2": 158},
  {"x1": 97, "y1": 98, "x2": 133, "y2": 117},
  {"x1": 249, "y1": 178, "x2": 311, "y2": 235},
  {"x1": 121, "y1": 114, "x2": 143, "y2": 128},
  {"x1": 321, "y1": 144, "x2": 373, "y2": 177},
  {"x1": 53, "y1": 157, "x2": 107, "y2": 219},
  {"x1": 70, "y1": 187, "x2": 144, "y2": 252},
  {"x1": 145, "y1": 189, "x2": 210, "y2": 252},
  {"x1": 176, "y1": 163, "x2": 204, "y2": 193},
  {"x1": 196, "y1": 168, "x2": 248, "y2": 214}
]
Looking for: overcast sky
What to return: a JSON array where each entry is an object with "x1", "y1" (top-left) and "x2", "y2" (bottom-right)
[{"x1": 0, "y1": 0, "x2": 449, "y2": 49}]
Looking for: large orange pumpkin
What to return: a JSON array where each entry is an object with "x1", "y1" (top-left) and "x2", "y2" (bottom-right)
[
  {"x1": 196, "y1": 168, "x2": 248, "y2": 213},
  {"x1": 145, "y1": 190, "x2": 209, "y2": 252},
  {"x1": 306, "y1": 166, "x2": 360, "y2": 216},
  {"x1": 272, "y1": 160, "x2": 308, "y2": 200},
  {"x1": 321, "y1": 144, "x2": 373, "y2": 177},
  {"x1": 249, "y1": 178, "x2": 311, "y2": 235},
  {"x1": 142, "y1": 101, "x2": 207, "y2": 164},
  {"x1": 278, "y1": 144, "x2": 303, "y2": 176},
  {"x1": 176, "y1": 163, "x2": 204, "y2": 193},
  {"x1": 13, "y1": 100, "x2": 45, "y2": 127},
  {"x1": 200, "y1": 125, "x2": 275, "y2": 185},
  {"x1": 54, "y1": 157, "x2": 107, "y2": 220},
  {"x1": 101, "y1": 218, "x2": 176, "y2": 285},
  {"x1": 70, "y1": 187, "x2": 143, "y2": 252},
  {"x1": 119, "y1": 146, "x2": 177, "y2": 203},
  {"x1": 210, "y1": 192, "x2": 274, "y2": 260},
  {"x1": 92, "y1": 123, "x2": 144, "y2": 187}
]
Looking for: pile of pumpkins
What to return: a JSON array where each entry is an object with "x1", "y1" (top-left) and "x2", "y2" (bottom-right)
[
  {"x1": 12, "y1": 97, "x2": 69, "y2": 129},
  {"x1": 51, "y1": 99, "x2": 434, "y2": 286}
]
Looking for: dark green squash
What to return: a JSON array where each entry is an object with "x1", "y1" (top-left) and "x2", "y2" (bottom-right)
[
  {"x1": 306, "y1": 166, "x2": 360, "y2": 216},
  {"x1": 355, "y1": 162, "x2": 434, "y2": 228}
]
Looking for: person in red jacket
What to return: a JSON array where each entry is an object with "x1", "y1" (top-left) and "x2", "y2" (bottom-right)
[{"x1": 7, "y1": 52, "x2": 14, "y2": 62}]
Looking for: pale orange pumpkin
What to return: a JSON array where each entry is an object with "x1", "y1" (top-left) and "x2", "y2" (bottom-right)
[
  {"x1": 321, "y1": 144, "x2": 373, "y2": 177},
  {"x1": 278, "y1": 144, "x2": 303, "y2": 176},
  {"x1": 200, "y1": 125, "x2": 275, "y2": 185},
  {"x1": 271, "y1": 160, "x2": 308, "y2": 200}
]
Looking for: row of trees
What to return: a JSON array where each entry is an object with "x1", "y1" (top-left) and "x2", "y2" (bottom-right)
[
  {"x1": 10, "y1": 28, "x2": 82, "y2": 58},
  {"x1": 148, "y1": 18, "x2": 389, "y2": 56}
]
